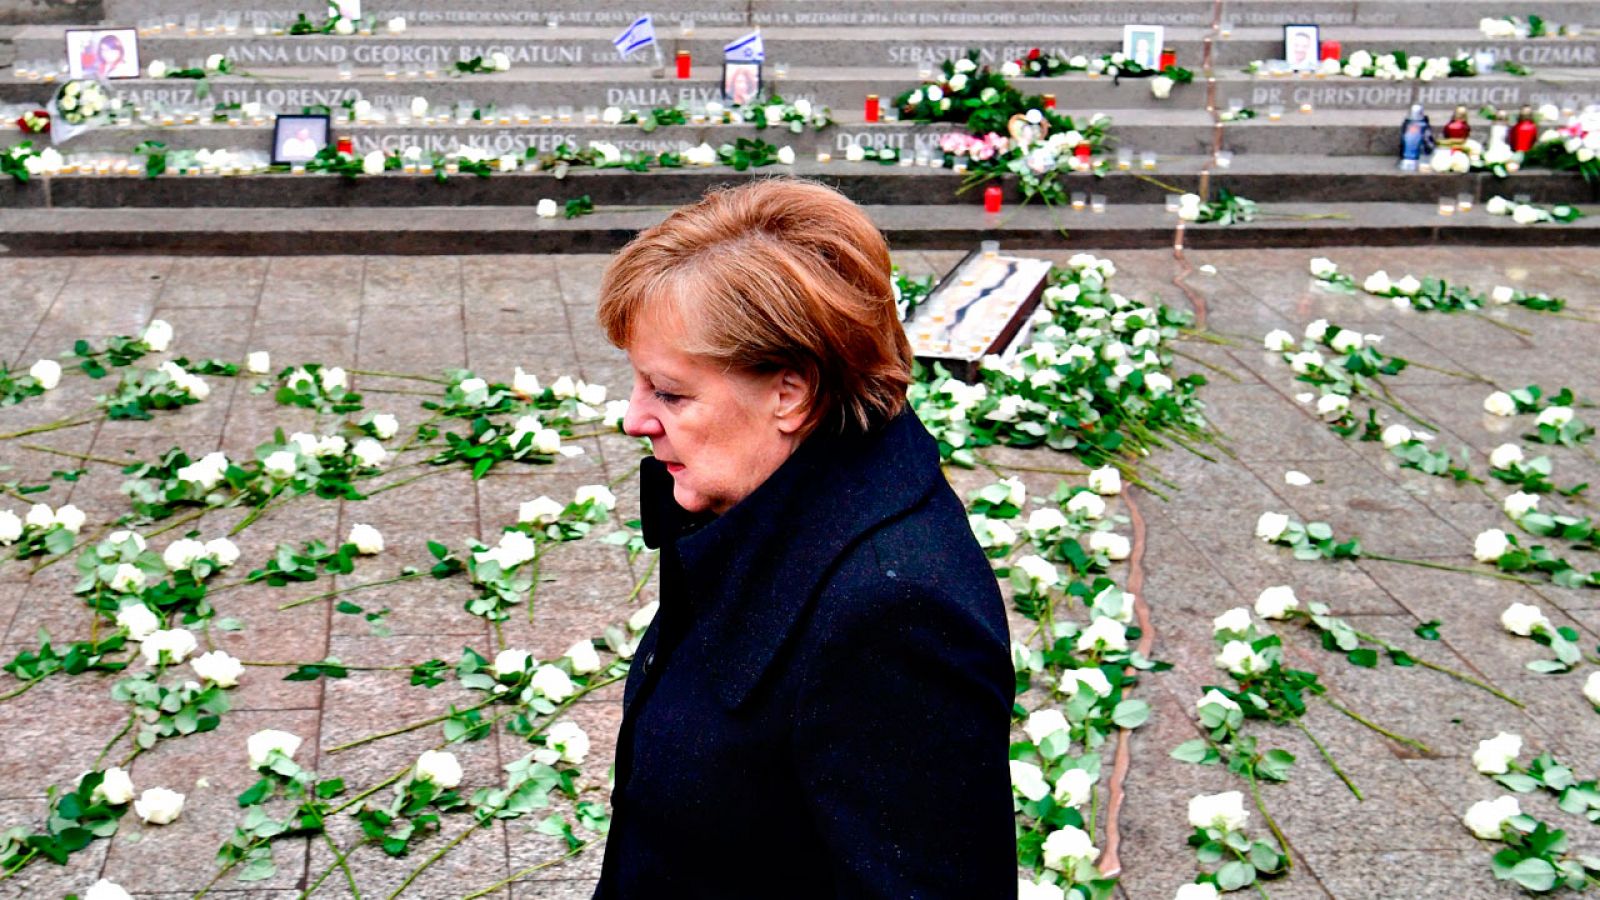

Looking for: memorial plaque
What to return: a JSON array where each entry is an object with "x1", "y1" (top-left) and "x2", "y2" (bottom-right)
[{"x1": 904, "y1": 247, "x2": 1052, "y2": 382}]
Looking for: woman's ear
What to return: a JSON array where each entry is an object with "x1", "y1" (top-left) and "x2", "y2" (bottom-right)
[{"x1": 773, "y1": 369, "x2": 812, "y2": 435}]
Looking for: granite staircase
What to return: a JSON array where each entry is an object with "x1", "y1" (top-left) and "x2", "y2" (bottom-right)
[{"x1": 2, "y1": 0, "x2": 1600, "y2": 252}]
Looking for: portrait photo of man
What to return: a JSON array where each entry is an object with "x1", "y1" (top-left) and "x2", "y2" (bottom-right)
[
  {"x1": 272, "y1": 114, "x2": 331, "y2": 164},
  {"x1": 1284, "y1": 24, "x2": 1321, "y2": 71}
]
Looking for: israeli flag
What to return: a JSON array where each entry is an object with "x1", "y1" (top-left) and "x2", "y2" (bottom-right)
[
  {"x1": 613, "y1": 15, "x2": 657, "y2": 58},
  {"x1": 723, "y1": 30, "x2": 765, "y2": 62}
]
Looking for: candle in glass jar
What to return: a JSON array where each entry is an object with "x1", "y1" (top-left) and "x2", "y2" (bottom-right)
[
  {"x1": 983, "y1": 184, "x2": 1003, "y2": 213},
  {"x1": 1043, "y1": 93, "x2": 1056, "y2": 110},
  {"x1": 676, "y1": 51, "x2": 691, "y2": 79},
  {"x1": 1320, "y1": 40, "x2": 1342, "y2": 61},
  {"x1": 865, "y1": 94, "x2": 880, "y2": 122},
  {"x1": 1159, "y1": 47, "x2": 1176, "y2": 70}
]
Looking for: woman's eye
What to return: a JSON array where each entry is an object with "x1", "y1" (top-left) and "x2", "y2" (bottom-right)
[{"x1": 653, "y1": 391, "x2": 684, "y2": 405}]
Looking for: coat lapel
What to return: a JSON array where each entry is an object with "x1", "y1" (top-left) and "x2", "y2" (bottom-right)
[{"x1": 651, "y1": 411, "x2": 943, "y2": 710}]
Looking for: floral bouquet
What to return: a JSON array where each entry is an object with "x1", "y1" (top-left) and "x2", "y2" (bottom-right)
[
  {"x1": 54, "y1": 79, "x2": 109, "y2": 125},
  {"x1": 1524, "y1": 107, "x2": 1600, "y2": 183},
  {"x1": 15, "y1": 110, "x2": 50, "y2": 134}
]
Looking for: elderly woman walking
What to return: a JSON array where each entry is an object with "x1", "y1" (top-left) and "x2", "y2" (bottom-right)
[{"x1": 592, "y1": 178, "x2": 1016, "y2": 899}]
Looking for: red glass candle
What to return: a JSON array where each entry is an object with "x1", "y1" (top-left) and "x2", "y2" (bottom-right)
[
  {"x1": 676, "y1": 50, "x2": 691, "y2": 79},
  {"x1": 1511, "y1": 115, "x2": 1538, "y2": 152},
  {"x1": 865, "y1": 94, "x2": 880, "y2": 122},
  {"x1": 1074, "y1": 142, "x2": 1092, "y2": 164},
  {"x1": 1158, "y1": 47, "x2": 1176, "y2": 70},
  {"x1": 983, "y1": 184, "x2": 1003, "y2": 213},
  {"x1": 1320, "y1": 40, "x2": 1341, "y2": 61},
  {"x1": 336, "y1": 136, "x2": 353, "y2": 155},
  {"x1": 1042, "y1": 93, "x2": 1056, "y2": 110}
]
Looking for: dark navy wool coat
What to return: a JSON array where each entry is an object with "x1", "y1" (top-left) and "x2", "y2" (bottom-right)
[{"x1": 594, "y1": 409, "x2": 1017, "y2": 899}]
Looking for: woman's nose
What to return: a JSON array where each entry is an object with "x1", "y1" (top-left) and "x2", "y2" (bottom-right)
[{"x1": 623, "y1": 388, "x2": 663, "y2": 439}]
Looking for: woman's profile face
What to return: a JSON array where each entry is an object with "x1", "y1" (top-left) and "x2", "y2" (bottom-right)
[{"x1": 622, "y1": 323, "x2": 807, "y2": 515}]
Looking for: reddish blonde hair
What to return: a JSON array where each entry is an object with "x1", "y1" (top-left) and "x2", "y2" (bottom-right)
[{"x1": 597, "y1": 178, "x2": 912, "y2": 435}]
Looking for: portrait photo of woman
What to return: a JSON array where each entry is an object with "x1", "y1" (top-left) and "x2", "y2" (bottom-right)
[
  {"x1": 65, "y1": 27, "x2": 140, "y2": 79},
  {"x1": 591, "y1": 179, "x2": 1017, "y2": 898}
]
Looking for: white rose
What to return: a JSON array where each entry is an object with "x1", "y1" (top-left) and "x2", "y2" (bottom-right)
[
  {"x1": 532, "y1": 429, "x2": 563, "y2": 455},
  {"x1": 117, "y1": 604, "x2": 161, "y2": 640},
  {"x1": 1023, "y1": 709, "x2": 1070, "y2": 746},
  {"x1": 576, "y1": 381, "x2": 607, "y2": 406},
  {"x1": 520, "y1": 496, "x2": 565, "y2": 526},
  {"x1": 546, "y1": 721, "x2": 590, "y2": 763},
  {"x1": 1197, "y1": 689, "x2": 1239, "y2": 713},
  {"x1": 1010, "y1": 759, "x2": 1050, "y2": 802},
  {"x1": 1503, "y1": 492, "x2": 1539, "y2": 519},
  {"x1": 1512, "y1": 204, "x2": 1543, "y2": 225},
  {"x1": 1302, "y1": 320, "x2": 1329, "y2": 343},
  {"x1": 1330, "y1": 330, "x2": 1364, "y2": 353},
  {"x1": 536, "y1": 198, "x2": 558, "y2": 218},
  {"x1": 845, "y1": 144, "x2": 866, "y2": 162},
  {"x1": 1500, "y1": 602, "x2": 1549, "y2": 637},
  {"x1": 529, "y1": 664, "x2": 575, "y2": 701},
  {"x1": 1177, "y1": 193, "x2": 1202, "y2": 221},
  {"x1": 1393, "y1": 275, "x2": 1421, "y2": 296},
  {"x1": 1077, "y1": 616, "x2": 1128, "y2": 652},
  {"x1": 1002, "y1": 61, "x2": 1022, "y2": 78},
  {"x1": 26, "y1": 503, "x2": 54, "y2": 529},
  {"x1": 628, "y1": 600, "x2": 659, "y2": 632},
  {"x1": 1016, "y1": 555, "x2": 1059, "y2": 591},
  {"x1": 1059, "y1": 667, "x2": 1113, "y2": 697},
  {"x1": 1088, "y1": 466, "x2": 1121, "y2": 495},
  {"x1": 247, "y1": 729, "x2": 303, "y2": 768},
  {"x1": 351, "y1": 438, "x2": 387, "y2": 468},
  {"x1": 575, "y1": 484, "x2": 616, "y2": 510},
  {"x1": 1150, "y1": 75, "x2": 1174, "y2": 99},
  {"x1": 205, "y1": 53, "x2": 225, "y2": 71},
  {"x1": 387, "y1": 16, "x2": 406, "y2": 32},
  {"x1": 1536, "y1": 406, "x2": 1573, "y2": 428},
  {"x1": 1474, "y1": 529, "x2": 1512, "y2": 563},
  {"x1": 348, "y1": 523, "x2": 384, "y2": 555},
  {"x1": 1026, "y1": 508, "x2": 1069, "y2": 535},
  {"x1": 1482, "y1": 391, "x2": 1516, "y2": 417},
  {"x1": 1471, "y1": 732, "x2": 1523, "y2": 775},
  {"x1": 1381, "y1": 423, "x2": 1413, "y2": 447},
  {"x1": 1288, "y1": 351, "x2": 1324, "y2": 374},
  {"x1": 1308, "y1": 257, "x2": 1338, "y2": 278},
  {"x1": 1462, "y1": 795, "x2": 1521, "y2": 839},
  {"x1": 133, "y1": 786, "x2": 185, "y2": 824},
  {"x1": 140, "y1": 628, "x2": 197, "y2": 665},
  {"x1": 413, "y1": 749, "x2": 463, "y2": 788},
  {"x1": 142, "y1": 319, "x2": 174, "y2": 352},
  {"x1": 245, "y1": 350, "x2": 270, "y2": 374},
  {"x1": 262, "y1": 450, "x2": 298, "y2": 479},
  {"x1": 603, "y1": 399, "x2": 630, "y2": 429},
  {"x1": 1485, "y1": 195, "x2": 1510, "y2": 215},
  {"x1": 0, "y1": 510, "x2": 21, "y2": 544},
  {"x1": 777, "y1": 146, "x2": 796, "y2": 165},
  {"x1": 1053, "y1": 768, "x2": 1093, "y2": 808},
  {"x1": 1066, "y1": 492, "x2": 1106, "y2": 520},
  {"x1": 1488, "y1": 443, "x2": 1523, "y2": 470},
  {"x1": 1088, "y1": 531, "x2": 1130, "y2": 560},
  {"x1": 1255, "y1": 512, "x2": 1289, "y2": 541},
  {"x1": 1363, "y1": 270, "x2": 1392, "y2": 294},
  {"x1": 205, "y1": 538, "x2": 240, "y2": 568},
  {"x1": 1316, "y1": 393, "x2": 1350, "y2": 418},
  {"x1": 28, "y1": 358, "x2": 61, "y2": 389},
  {"x1": 369, "y1": 413, "x2": 398, "y2": 439},
  {"x1": 92, "y1": 767, "x2": 136, "y2": 805},
  {"x1": 565, "y1": 639, "x2": 602, "y2": 675},
  {"x1": 601, "y1": 106, "x2": 624, "y2": 125},
  {"x1": 1215, "y1": 640, "x2": 1268, "y2": 676},
  {"x1": 1212, "y1": 607, "x2": 1253, "y2": 634},
  {"x1": 190, "y1": 650, "x2": 243, "y2": 687},
  {"x1": 162, "y1": 538, "x2": 207, "y2": 571},
  {"x1": 1583, "y1": 671, "x2": 1600, "y2": 708},
  {"x1": 1489, "y1": 286, "x2": 1515, "y2": 305},
  {"x1": 1175, "y1": 884, "x2": 1221, "y2": 900},
  {"x1": 1254, "y1": 585, "x2": 1299, "y2": 620},
  {"x1": 147, "y1": 60, "x2": 168, "y2": 78},
  {"x1": 926, "y1": 85, "x2": 944, "y2": 102},
  {"x1": 493, "y1": 649, "x2": 532, "y2": 677},
  {"x1": 510, "y1": 367, "x2": 543, "y2": 397},
  {"x1": 1187, "y1": 790, "x2": 1248, "y2": 831},
  {"x1": 361, "y1": 151, "x2": 386, "y2": 176},
  {"x1": 947, "y1": 73, "x2": 969, "y2": 92},
  {"x1": 1263, "y1": 329, "x2": 1296, "y2": 352},
  {"x1": 1041, "y1": 825, "x2": 1098, "y2": 870},
  {"x1": 334, "y1": 16, "x2": 354, "y2": 33},
  {"x1": 110, "y1": 563, "x2": 147, "y2": 594}
]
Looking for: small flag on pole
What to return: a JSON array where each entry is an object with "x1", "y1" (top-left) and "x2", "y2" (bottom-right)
[
  {"x1": 613, "y1": 15, "x2": 657, "y2": 58},
  {"x1": 723, "y1": 30, "x2": 765, "y2": 62}
]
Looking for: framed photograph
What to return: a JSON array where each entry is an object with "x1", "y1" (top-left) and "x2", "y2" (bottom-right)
[
  {"x1": 272, "y1": 114, "x2": 331, "y2": 165},
  {"x1": 1121, "y1": 24, "x2": 1163, "y2": 70},
  {"x1": 64, "y1": 28, "x2": 140, "y2": 80},
  {"x1": 1283, "y1": 24, "x2": 1321, "y2": 71},
  {"x1": 330, "y1": 0, "x2": 361, "y2": 19},
  {"x1": 722, "y1": 61, "x2": 762, "y2": 106}
]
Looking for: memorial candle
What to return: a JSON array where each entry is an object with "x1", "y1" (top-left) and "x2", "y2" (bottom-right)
[
  {"x1": 336, "y1": 137, "x2": 354, "y2": 155},
  {"x1": 1074, "y1": 143, "x2": 1092, "y2": 166},
  {"x1": 1320, "y1": 40, "x2": 1342, "y2": 61},
  {"x1": 676, "y1": 51, "x2": 691, "y2": 79},
  {"x1": 983, "y1": 184, "x2": 1003, "y2": 213},
  {"x1": 865, "y1": 94, "x2": 880, "y2": 122},
  {"x1": 1043, "y1": 93, "x2": 1056, "y2": 110},
  {"x1": 1159, "y1": 47, "x2": 1176, "y2": 70}
]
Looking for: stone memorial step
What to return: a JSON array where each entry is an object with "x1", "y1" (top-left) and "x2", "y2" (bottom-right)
[
  {"x1": 1, "y1": 157, "x2": 1589, "y2": 210},
  {"x1": 4, "y1": 199, "x2": 1596, "y2": 255},
  {"x1": 94, "y1": 0, "x2": 1599, "y2": 32},
  {"x1": 15, "y1": 23, "x2": 1600, "y2": 72}
]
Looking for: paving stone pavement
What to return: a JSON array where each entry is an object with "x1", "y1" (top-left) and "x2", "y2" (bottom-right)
[{"x1": 0, "y1": 245, "x2": 1598, "y2": 899}]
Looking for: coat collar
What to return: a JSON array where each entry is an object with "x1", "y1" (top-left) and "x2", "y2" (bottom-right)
[{"x1": 639, "y1": 409, "x2": 942, "y2": 709}]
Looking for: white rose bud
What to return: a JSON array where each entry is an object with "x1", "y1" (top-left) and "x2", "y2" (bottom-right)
[
  {"x1": 1536, "y1": 406, "x2": 1573, "y2": 428},
  {"x1": 1500, "y1": 602, "x2": 1549, "y2": 637},
  {"x1": 1187, "y1": 790, "x2": 1248, "y2": 831},
  {"x1": 1488, "y1": 443, "x2": 1523, "y2": 470},
  {"x1": 565, "y1": 639, "x2": 602, "y2": 674},
  {"x1": 1362, "y1": 270, "x2": 1392, "y2": 294},
  {"x1": 110, "y1": 563, "x2": 147, "y2": 595},
  {"x1": 92, "y1": 767, "x2": 136, "y2": 805},
  {"x1": 190, "y1": 650, "x2": 244, "y2": 687},
  {"x1": 0, "y1": 511, "x2": 21, "y2": 545},
  {"x1": 140, "y1": 628, "x2": 198, "y2": 665},
  {"x1": 362, "y1": 150, "x2": 386, "y2": 176},
  {"x1": 512, "y1": 367, "x2": 542, "y2": 396},
  {"x1": 351, "y1": 438, "x2": 387, "y2": 468},
  {"x1": 54, "y1": 504, "x2": 86, "y2": 533},
  {"x1": 1041, "y1": 825, "x2": 1099, "y2": 871},
  {"x1": 536, "y1": 198, "x2": 559, "y2": 218},
  {"x1": 1076, "y1": 616, "x2": 1128, "y2": 652},
  {"x1": 1053, "y1": 768, "x2": 1094, "y2": 808},
  {"x1": 520, "y1": 496, "x2": 565, "y2": 526},
  {"x1": 1462, "y1": 795, "x2": 1520, "y2": 839},
  {"x1": 1254, "y1": 585, "x2": 1299, "y2": 620},
  {"x1": 546, "y1": 720, "x2": 590, "y2": 763},
  {"x1": 387, "y1": 16, "x2": 406, "y2": 32},
  {"x1": 1308, "y1": 257, "x2": 1338, "y2": 278},
  {"x1": 1088, "y1": 466, "x2": 1121, "y2": 495},
  {"x1": 141, "y1": 319, "x2": 174, "y2": 352},
  {"x1": 1088, "y1": 531, "x2": 1130, "y2": 560},
  {"x1": 26, "y1": 503, "x2": 55, "y2": 529},
  {"x1": 1066, "y1": 492, "x2": 1106, "y2": 520},
  {"x1": 1491, "y1": 286, "x2": 1516, "y2": 305},
  {"x1": 28, "y1": 358, "x2": 61, "y2": 389},
  {"x1": 529, "y1": 664, "x2": 575, "y2": 701},
  {"x1": 1474, "y1": 529, "x2": 1512, "y2": 563},
  {"x1": 162, "y1": 538, "x2": 207, "y2": 571},
  {"x1": 1471, "y1": 732, "x2": 1523, "y2": 775},
  {"x1": 334, "y1": 16, "x2": 354, "y2": 33},
  {"x1": 1503, "y1": 492, "x2": 1539, "y2": 519},
  {"x1": 246, "y1": 350, "x2": 271, "y2": 374},
  {"x1": 1198, "y1": 689, "x2": 1240, "y2": 713},
  {"x1": 777, "y1": 146, "x2": 796, "y2": 165},
  {"x1": 133, "y1": 786, "x2": 185, "y2": 824},
  {"x1": 247, "y1": 729, "x2": 302, "y2": 768},
  {"x1": 262, "y1": 450, "x2": 298, "y2": 479},
  {"x1": 204, "y1": 538, "x2": 240, "y2": 568},
  {"x1": 1583, "y1": 671, "x2": 1600, "y2": 708},
  {"x1": 493, "y1": 649, "x2": 532, "y2": 677},
  {"x1": 1482, "y1": 391, "x2": 1516, "y2": 417},
  {"x1": 628, "y1": 600, "x2": 659, "y2": 632},
  {"x1": 1009, "y1": 759, "x2": 1050, "y2": 802},
  {"x1": 575, "y1": 484, "x2": 616, "y2": 510},
  {"x1": 1022, "y1": 709, "x2": 1069, "y2": 745},
  {"x1": 348, "y1": 523, "x2": 384, "y2": 554},
  {"x1": 1212, "y1": 607, "x2": 1253, "y2": 633},
  {"x1": 413, "y1": 749, "x2": 464, "y2": 788},
  {"x1": 1255, "y1": 512, "x2": 1289, "y2": 541},
  {"x1": 1380, "y1": 423, "x2": 1413, "y2": 447},
  {"x1": 1315, "y1": 393, "x2": 1350, "y2": 418},
  {"x1": 1263, "y1": 329, "x2": 1296, "y2": 352},
  {"x1": 370, "y1": 413, "x2": 398, "y2": 439},
  {"x1": 1304, "y1": 319, "x2": 1330, "y2": 342},
  {"x1": 1059, "y1": 667, "x2": 1113, "y2": 697},
  {"x1": 116, "y1": 604, "x2": 161, "y2": 640}
]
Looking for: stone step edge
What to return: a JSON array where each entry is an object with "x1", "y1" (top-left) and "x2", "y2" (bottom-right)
[
  {"x1": 3, "y1": 202, "x2": 1596, "y2": 254},
  {"x1": 22, "y1": 23, "x2": 1593, "y2": 38}
]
